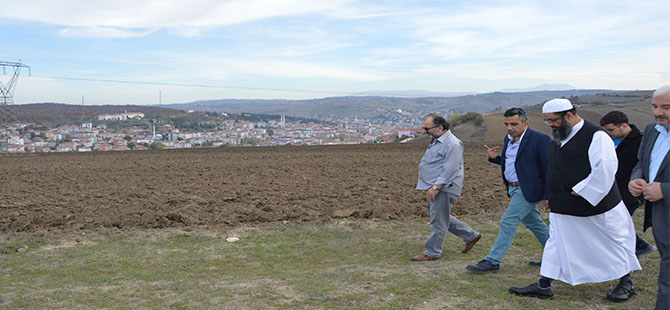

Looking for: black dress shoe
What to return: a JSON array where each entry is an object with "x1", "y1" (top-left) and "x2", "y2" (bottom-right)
[
  {"x1": 636, "y1": 244, "x2": 656, "y2": 258},
  {"x1": 529, "y1": 260, "x2": 541, "y2": 267},
  {"x1": 509, "y1": 282, "x2": 554, "y2": 299},
  {"x1": 466, "y1": 259, "x2": 499, "y2": 274},
  {"x1": 607, "y1": 281, "x2": 636, "y2": 302}
]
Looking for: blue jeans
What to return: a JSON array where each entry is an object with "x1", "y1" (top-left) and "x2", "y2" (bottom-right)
[
  {"x1": 424, "y1": 191, "x2": 480, "y2": 257},
  {"x1": 484, "y1": 186, "x2": 550, "y2": 265}
]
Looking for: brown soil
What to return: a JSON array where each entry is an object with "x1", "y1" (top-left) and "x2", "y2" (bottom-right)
[{"x1": 0, "y1": 141, "x2": 508, "y2": 233}]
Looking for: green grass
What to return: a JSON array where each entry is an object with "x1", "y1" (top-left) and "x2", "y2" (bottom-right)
[{"x1": 0, "y1": 212, "x2": 660, "y2": 309}]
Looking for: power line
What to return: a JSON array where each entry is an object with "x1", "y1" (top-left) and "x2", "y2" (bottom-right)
[{"x1": 30, "y1": 74, "x2": 354, "y2": 96}]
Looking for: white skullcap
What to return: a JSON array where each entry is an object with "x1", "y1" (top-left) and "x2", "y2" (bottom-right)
[{"x1": 542, "y1": 98, "x2": 573, "y2": 113}]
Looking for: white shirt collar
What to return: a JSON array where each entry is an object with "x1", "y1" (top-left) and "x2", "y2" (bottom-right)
[{"x1": 655, "y1": 123, "x2": 670, "y2": 135}]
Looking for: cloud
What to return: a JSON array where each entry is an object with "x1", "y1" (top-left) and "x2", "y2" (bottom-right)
[
  {"x1": 369, "y1": 1, "x2": 670, "y2": 63},
  {"x1": 158, "y1": 56, "x2": 392, "y2": 81},
  {"x1": 3, "y1": 0, "x2": 669, "y2": 102},
  {"x1": 0, "y1": 0, "x2": 356, "y2": 38},
  {"x1": 60, "y1": 26, "x2": 156, "y2": 38}
]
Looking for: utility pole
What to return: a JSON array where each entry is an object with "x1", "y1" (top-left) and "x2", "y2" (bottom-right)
[{"x1": 0, "y1": 61, "x2": 31, "y2": 151}]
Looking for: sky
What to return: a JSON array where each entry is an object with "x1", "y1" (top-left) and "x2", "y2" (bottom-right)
[{"x1": 0, "y1": 0, "x2": 669, "y2": 105}]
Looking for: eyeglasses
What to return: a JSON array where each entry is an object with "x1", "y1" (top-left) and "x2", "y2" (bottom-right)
[
  {"x1": 422, "y1": 125, "x2": 438, "y2": 131},
  {"x1": 543, "y1": 117, "x2": 562, "y2": 125}
]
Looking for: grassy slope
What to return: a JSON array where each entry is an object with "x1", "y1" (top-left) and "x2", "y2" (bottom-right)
[
  {"x1": 481, "y1": 103, "x2": 655, "y2": 144},
  {"x1": 0, "y1": 212, "x2": 658, "y2": 309}
]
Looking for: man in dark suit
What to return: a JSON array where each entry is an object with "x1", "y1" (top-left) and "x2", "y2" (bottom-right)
[
  {"x1": 466, "y1": 107, "x2": 551, "y2": 273},
  {"x1": 629, "y1": 85, "x2": 670, "y2": 310},
  {"x1": 600, "y1": 111, "x2": 656, "y2": 257}
]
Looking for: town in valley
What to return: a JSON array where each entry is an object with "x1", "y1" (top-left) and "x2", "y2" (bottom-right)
[{"x1": 1, "y1": 110, "x2": 424, "y2": 153}]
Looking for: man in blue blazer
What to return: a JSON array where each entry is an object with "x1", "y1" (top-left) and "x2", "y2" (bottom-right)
[
  {"x1": 629, "y1": 85, "x2": 670, "y2": 310},
  {"x1": 467, "y1": 107, "x2": 551, "y2": 273}
]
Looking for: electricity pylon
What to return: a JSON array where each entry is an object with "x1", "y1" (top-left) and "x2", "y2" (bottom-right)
[{"x1": 0, "y1": 61, "x2": 30, "y2": 151}]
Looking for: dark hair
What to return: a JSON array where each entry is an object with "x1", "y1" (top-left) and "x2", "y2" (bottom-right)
[
  {"x1": 599, "y1": 110, "x2": 629, "y2": 126},
  {"x1": 426, "y1": 113, "x2": 450, "y2": 131},
  {"x1": 504, "y1": 108, "x2": 527, "y2": 122}
]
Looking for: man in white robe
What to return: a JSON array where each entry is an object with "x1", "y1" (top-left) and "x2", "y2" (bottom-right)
[{"x1": 509, "y1": 98, "x2": 641, "y2": 302}]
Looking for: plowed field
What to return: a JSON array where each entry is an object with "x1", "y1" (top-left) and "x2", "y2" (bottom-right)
[{"x1": 0, "y1": 141, "x2": 508, "y2": 233}]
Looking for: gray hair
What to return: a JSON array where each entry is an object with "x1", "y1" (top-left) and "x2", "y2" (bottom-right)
[{"x1": 653, "y1": 85, "x2": 670, "y2": 98}]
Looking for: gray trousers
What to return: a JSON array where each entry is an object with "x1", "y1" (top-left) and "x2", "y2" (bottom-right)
[
  {"x1": 653, "y1": 208, "x2": 670, "y2": 310},
  {"x1": 424, "y1": 191, "x2": 480, "y2": 257}
]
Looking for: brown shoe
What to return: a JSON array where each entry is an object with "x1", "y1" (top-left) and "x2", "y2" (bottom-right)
[
  {"x1": 411, "y1": 253, "x2": 440, "y2": 261},
  {"x1": 462, "y1": 234, "x2": 481, "y2": 253}
]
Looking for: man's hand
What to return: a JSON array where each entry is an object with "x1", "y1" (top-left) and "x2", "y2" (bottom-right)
[
  {"x1": 642, "y1": 182, "x2": 664, "y2": 202},
  {"x1": 483, "y1": 144, "x2": 499, "y2": 159},
  {"x1": 540, "y1": 200, "x2": 550, "y2": 212},
  {"x1": 628, "y1": 178, "x2": 647, "y2": 197},
  {"x1": 426, "y1": 188, "x2": 439, "y2": 201}
]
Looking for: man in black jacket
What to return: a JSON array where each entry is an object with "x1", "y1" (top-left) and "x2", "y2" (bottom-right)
[{"x1": 600, "y1": 111, "x2": 656, "y2": 257}]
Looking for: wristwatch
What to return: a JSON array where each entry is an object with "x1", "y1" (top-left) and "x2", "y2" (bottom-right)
[{"x1": 431, "y1": 185, "x2": 441, "y2": 191}]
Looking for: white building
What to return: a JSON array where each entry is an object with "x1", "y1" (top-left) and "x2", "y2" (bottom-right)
[{"x1": 98, "y1": 112, "x2": 145, "y2": 121}]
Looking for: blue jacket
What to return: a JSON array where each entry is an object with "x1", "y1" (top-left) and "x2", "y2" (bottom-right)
[{"x1": 488, "y1": 127, "x2": 551, "y2": 203}]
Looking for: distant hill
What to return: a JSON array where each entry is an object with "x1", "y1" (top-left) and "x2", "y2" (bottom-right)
[
  {"x1": 353, "y1": 90, "x2": 477, "y2": 97},
  {"x1": 570, "y1": 91, "x2": 655, "y2": 129},
  {"x1": 450, "y1": 121, "x2": 487, "y2": 142},
  {"x1": 482, "y1": 90, "x2": 655, "y2": 143},
  {"x1": 499, "y1": 83, "x2": 576, "y2": 92},
  {"x1": 10, "y1": 103, "x2": 323, "y2": 128},
  {"x1": 12, "y1": 103, "x2": 185, "y2": 127},
  {"x1": 12, "y1": 90, "x2": 652, "y2": 128},
  {"x1": 154, "y1": 89, "x2": 621, "y2": 120}
]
